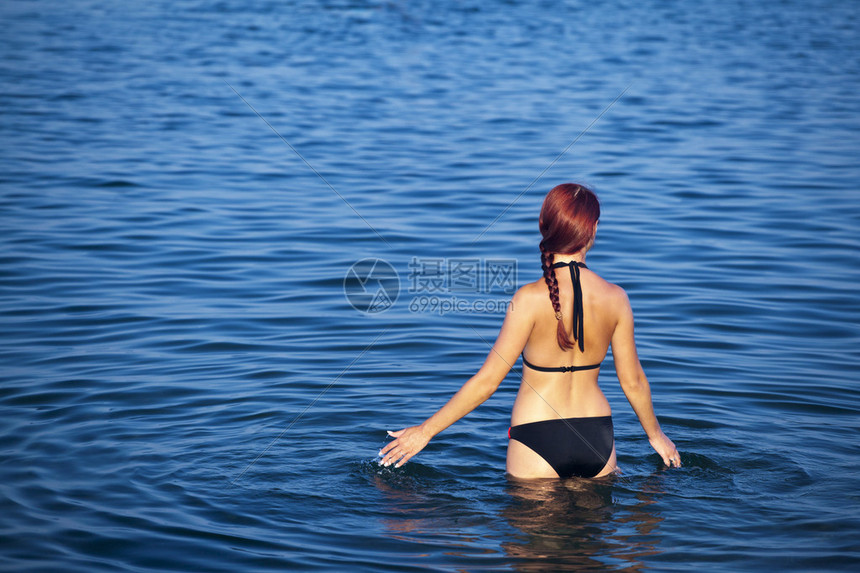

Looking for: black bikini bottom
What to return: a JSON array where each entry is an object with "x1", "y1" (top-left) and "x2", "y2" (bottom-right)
[{"x1": 508, "y1": 415, "x2": 614, "y2": 478}]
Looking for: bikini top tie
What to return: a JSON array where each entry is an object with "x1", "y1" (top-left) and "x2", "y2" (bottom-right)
[{"x1": 553, "y1": 260, "x2": 586, "y2": 353}]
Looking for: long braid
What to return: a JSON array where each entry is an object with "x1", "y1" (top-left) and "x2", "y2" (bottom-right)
[{"x1": 541, "y1": 245, "x2": 573, "y2": 350}]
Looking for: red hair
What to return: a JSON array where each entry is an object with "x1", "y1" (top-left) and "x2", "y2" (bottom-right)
[{"x1": 539, "y1": 183, "x2": 600, "y2": 350}]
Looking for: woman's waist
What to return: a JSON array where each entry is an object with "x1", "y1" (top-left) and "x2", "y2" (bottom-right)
[{"x1": 510, "y1": 387, "x2": 611, "y2": 426}]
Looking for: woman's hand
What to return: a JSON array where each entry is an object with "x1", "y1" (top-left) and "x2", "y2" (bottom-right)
[
  {"x1": 649, "y1": 431, "x2": 681, "y2": 468},
  {"x1": 379, "y1": 425, "x2": 431, "y2": 468}
]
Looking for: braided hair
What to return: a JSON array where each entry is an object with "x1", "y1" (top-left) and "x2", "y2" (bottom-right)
[
  {"x1": 538, "y1": 183, "x2": 600, "y2": 351},
  {"x1": 539, "y1": 244, "x2": 570, "y2": 349}
]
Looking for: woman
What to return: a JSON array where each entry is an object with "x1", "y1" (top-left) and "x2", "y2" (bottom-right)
[{"x1": 380, "y1": 183, "x2": 680, "y2": 478}]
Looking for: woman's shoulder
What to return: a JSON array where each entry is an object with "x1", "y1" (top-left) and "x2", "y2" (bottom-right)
[
  {"x1": 588, "y1": 271, "x2": 629, "y2": 301},
  {"x1": 588, "y1": 274, "x2": 632, "y2": 318},
  {"x1": 506, "y1": 280, "x2": 547, "y2": 315},
  {"x1": 514, "y1": 278, "x2": 549, "y2": 300}
]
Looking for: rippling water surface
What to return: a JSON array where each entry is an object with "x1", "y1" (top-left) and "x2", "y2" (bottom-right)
[{"x1": 2, "y1": 0, "x2": 859, "y2": 570}]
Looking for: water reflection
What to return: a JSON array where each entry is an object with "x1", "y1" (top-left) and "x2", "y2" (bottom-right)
[
  {"x1": 370, "y1": 468, "x2": 486, "y2": 556},
  {"x1": 370, "y1": 463, "x2": 670, "y2": 570},
  {"x1": 502, "y1": 475, "x2": 666, "y2": 571}
]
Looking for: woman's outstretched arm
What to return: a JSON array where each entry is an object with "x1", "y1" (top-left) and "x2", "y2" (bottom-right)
[
  {"x1": 610, "y1": 289, "x2": 681, "y2": 468},
  {"x1": 379, "y1": 288, "x2": 535, "y2": 468}
]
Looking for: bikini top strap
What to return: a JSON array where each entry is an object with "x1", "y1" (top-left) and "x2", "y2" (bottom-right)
[
  {"x1": 522, "y1": 356, "x2": 601, "y2": 373},
  {"x1": 551, "y1": 261, "x2": 586, "y2": 352}
]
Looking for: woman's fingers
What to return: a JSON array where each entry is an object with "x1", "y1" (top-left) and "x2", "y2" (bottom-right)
[
  {"x1": 394, "y1": 450, "x2": 412, "y2": 468},
  {"x1": 378, "y1": 445, "x2": 394, "y2": 466},
  {"x1": 664, "y1": 442, "x2": 681, "y2": 468},
  {"x1": 650, "y1": 433, "x2": 681, "y2": 469},
  {"x1": 667, "y1": 438, "x2": 681, "y2": 467},
  {"x1": 380, "y1": 444, "x2": 411, "y2": 468},
  {"x1": 378, "y1": 433, "x2": 398, "y2": 457},
  {"x1": 378, "y1": 428, "x2": 411, "y2": 467},
  {"x1": 378, "y1": 426, "x2": 429, "y2": 468}
]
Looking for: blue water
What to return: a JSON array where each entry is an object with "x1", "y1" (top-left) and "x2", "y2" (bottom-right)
[{"x1": 2, "y1": 0, "x2": 859, "y2": 570}]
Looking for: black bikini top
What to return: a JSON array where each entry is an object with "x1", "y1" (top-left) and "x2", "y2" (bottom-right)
[
  {"x1": 522, "y1": 260, "x2": 601, "y2": 373},
  {"x1": 522, "y1": 356, "x2": 601, "y2": 373}
]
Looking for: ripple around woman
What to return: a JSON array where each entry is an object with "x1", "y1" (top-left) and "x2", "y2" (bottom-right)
[{"x1": 380, "y1": 183, "x2": 681, "y2": 478}]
